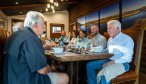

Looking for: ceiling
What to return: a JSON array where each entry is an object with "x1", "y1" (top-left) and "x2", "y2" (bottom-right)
[{"x1": 0, "y1": 0, "x2": 83, "y2": 16}]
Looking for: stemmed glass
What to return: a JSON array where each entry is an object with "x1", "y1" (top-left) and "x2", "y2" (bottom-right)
[
  {"x1": 55, "y1": 38, "x2": 59, "y2": 44},
  {"x1": 63, "y1": 37, "x2": 70, "y2": 46}
]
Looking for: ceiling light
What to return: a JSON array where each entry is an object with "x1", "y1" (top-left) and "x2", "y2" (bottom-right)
[
  {"x1": 46, "y1": 8, "x2": 48, "y2": 11},
  {"x1": 46, "y1": 0, "x2": 59, "y2": 13},
  {"x1": 47, "y1": 4, "x2": 50, "y2": 8},
  {"x1": 19, "y1": 12, "x2": 23, "y2": 14},
  {"x1": 15, "y1": 2, "x2": 19, "y2": 5},
  {"x1": 52, "y1": 9, "x2": 55, "y2": 13},
  {"x1": 50, "y1": 0, "x2": 54, "y2": 3},
  {"x1": 54, "y1": 2, "x2": 59, "y2": 7},
  {"x1": 51, "y1": 5, "x2": 54, "y2": 10}
]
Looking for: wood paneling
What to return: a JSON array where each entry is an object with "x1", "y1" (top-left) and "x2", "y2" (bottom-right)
[
  {"x1": 69, "y1": 0, "x2": 118, "y2": 23},
  {"x1": 140, "y1": 30, "x2": 146, "y2": 74}
]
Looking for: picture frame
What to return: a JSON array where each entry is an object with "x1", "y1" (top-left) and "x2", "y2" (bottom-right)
[
  {"x1": 50, "y1": 23, "x2": 64, "y2": 38},
  {"x1": 52, "y1": 26, "x2": 62, "y2": 33},
  {"x1": 0, "y1": 18, "x2": 7, "y2": 29}
]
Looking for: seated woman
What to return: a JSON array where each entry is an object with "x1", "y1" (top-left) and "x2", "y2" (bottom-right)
[
  {"x1": 75, "y1": 30, "x2": 91, "y2": 49},
  {"x1": 58, "y1": 30, "x2": 70, "y2": 47},
  {"x1": 66, "y1": 30, "x2": 79, "y2": 50},
  {"x1": 70, "y1": 30, "x2": 79, "y2": 44}
]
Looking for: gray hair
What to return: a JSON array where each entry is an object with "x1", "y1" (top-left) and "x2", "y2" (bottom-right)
[
  {"x1": 107, "y1": 20, "x2": 121, "y2": 31},
  {"x1": 12, "y1": 22, "x2": 24, "y2": 32},
  {"x1": 24, "y1": 11, "x2": 44, "y2": 28}
]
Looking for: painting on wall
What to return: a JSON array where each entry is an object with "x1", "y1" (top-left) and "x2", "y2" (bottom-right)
[
  {"x1": 99, "y1": 2, "x2": 119, "y2": 34},
  {"x1": 86, "y1": 11, "x2": 99, "y2": 33},
  {"x1": 52, "y1": 26, "x2": 61, "y2": 33},
  {"x1": 11, "y1": 19, "x2": 24, "y2": 33},
  {"x1": 122, "y1": 0, "x2": 146, "y2": 29},
  {"x1": 0, "y1": 18, "x2": 7, "y2": 29},
  {"x1": 77, "y1": 16, "x2": 86, "y2": 31},
  {"x1": 50, "y1": 23, "x2": 64, "y2": 38},
  {"x1": 122, "y1": 0, "x2": 146, "y2": 13}
]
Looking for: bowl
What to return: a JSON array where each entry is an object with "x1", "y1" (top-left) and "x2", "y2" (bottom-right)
[
  {"x1": 91, "y1": 46, "x2": 103, "y2": 52},
  {"x1": 52, "y1": 47, "x2": 63, "y2": 53}
]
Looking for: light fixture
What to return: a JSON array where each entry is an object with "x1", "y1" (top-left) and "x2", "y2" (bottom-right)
[
  {"x1": 19, "y1": 11, "x2": 23, "y2": 14},
  {"x1": 47, "y1": 4, "x2": 50, "y2": 8},
  {"x1": 46, "y1": 8, "x2": 48, "y2": 11},
  {"x1": 15, "y1": 2, "x2": 19, "y2": 5},
  {"x1": 46, "y1": 0, "x2": 61, "y2": 13},
  {"x1": 51, "y1": 5, "x2": 54, "y2": 10},
  {"x1": 52, "y1": 9, "x2": 55, "y2": 13},
  {"x1": 54, "y1": 2, "x2": 59, "y2": 7},
  {"x1": 50, "y1": 0, "x2": 54, "y2": 3}
]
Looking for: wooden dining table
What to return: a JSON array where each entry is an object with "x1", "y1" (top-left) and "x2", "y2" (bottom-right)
[{"x1": 45, "y1": 50, "x2": 113, "y2": 84}]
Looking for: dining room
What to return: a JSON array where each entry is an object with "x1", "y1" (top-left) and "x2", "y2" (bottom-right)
[{"x1": 1, "y1": 0, "x2": 146, "y2": 84}]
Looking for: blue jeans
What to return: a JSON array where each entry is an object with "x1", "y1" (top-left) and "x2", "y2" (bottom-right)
[{"x1": 86, "y1": 59, "x2": 130, "y2": 84}]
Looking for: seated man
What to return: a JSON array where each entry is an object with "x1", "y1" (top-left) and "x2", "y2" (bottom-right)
[
  {"x1": 86, "y1": 20, "x2": 134, "y2": 84},
  {"x1": 4, "y1": 11, "x2": 69, "y2": 84},
  {"x1": 90, "y1": 25, "x2": 107, "y2": 49}
]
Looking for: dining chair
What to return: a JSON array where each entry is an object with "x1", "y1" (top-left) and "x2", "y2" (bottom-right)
[{"x1": 103, "y1": 28, "x2": 144, "y2": 84}]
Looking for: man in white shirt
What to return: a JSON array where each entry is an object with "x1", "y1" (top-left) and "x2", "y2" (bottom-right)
[{"x1": 86, "y1": 20, "x2": 134, "y2": 84}]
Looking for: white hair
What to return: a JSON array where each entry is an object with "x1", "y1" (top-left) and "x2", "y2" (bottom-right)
[
  {"x1": 107, "y1": 20, "x2": 121, "y2": 31},
  {"x1": 24, "y1": 11, "x2": 44, "y2": 28}
]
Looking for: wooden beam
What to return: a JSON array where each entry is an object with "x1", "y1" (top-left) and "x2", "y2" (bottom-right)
[{"x1": 0, "y1": 1, "x2": 79, "y2": 9}]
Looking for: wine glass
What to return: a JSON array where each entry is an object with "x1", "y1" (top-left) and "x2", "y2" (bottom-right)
[
  {"x1": 55, "y1": 38, "x2": 59, "y2": 44},
  {"x1": 63, "y1": 37, "x2": 70, "y2": 46}
]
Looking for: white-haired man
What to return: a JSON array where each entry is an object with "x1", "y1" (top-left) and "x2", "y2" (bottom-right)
[
  {"x1": 4, "y1": 11, "x2": 69, "y2": 84},
  {"x1": 86, "y1": 20, "x2": 134, "y2": 84}
]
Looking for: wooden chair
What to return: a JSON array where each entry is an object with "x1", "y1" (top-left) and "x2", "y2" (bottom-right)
[
  {"x1": 103, "y1": 28, "x2": 144, "y2": 84},
  {"x1": 0, "y1": 28, "x2": 8, "y2": 83}
]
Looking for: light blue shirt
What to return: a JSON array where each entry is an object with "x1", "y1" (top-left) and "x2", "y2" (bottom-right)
[
  {"x1": 107, "y1": 32, "x2": 134, "y2": 63},
  {"x1": 91, "y1": 33, "x2": 107, "y2": 49},
  {"x1": 75, "y1": 37, "x2": 90, "y2": 49}
]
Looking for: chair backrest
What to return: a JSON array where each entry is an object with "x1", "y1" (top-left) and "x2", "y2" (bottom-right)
[
  {"x1": 0, "y1": 28, "x2": 8, "y2": 83},
  {"x1": 104, "y1": 28, "x2": 144, "y2": 71}
]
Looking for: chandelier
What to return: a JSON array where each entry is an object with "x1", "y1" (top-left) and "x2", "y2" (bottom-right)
[{"x1": 46, "y1": 0, "x2": 62, "y2": 13}]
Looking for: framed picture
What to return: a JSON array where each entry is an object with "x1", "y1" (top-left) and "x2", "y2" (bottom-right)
[
  {"x1": 0, "y1": 18, "x2": 7, "y2": 29},
  {"x1": 50, "y1": 23, "x2": 64, "y2": 38},
  {"x1": 11, "y1": 19, "x2": 24, "y2": 33},
  {"x1": 52, "y1": 26, "x2": 61, "y2": 33}
]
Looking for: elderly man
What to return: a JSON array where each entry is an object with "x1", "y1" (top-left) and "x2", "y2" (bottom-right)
[
  {"x1": 86, "y1": 20, "x2": 134, "y2": 84},
  {"x1": 4, "y1": 11, "x2": 69, "y2": 84},
  {"x1": 90, "y1": 25, "x2": 107, "y2": 49}
]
